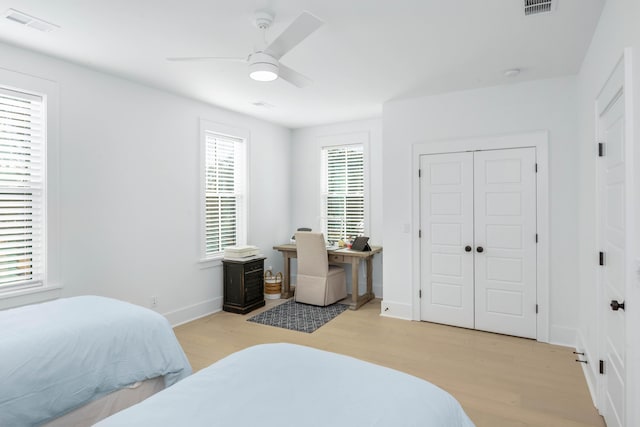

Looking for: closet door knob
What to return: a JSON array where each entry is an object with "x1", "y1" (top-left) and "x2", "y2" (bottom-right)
[
  {"x1": 610, "y1": 300, "x2": 625, "y2": 311},
  {"x1": 476, "y1": 246, "x2": 484, "y2": 253},
  {"x1": 465, "y1": 246, "x2": 472, "y2": 252}
]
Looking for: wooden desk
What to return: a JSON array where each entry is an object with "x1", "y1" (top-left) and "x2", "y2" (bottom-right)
[{"x1": 272, "y1": 244, "x2": 382, "y2": 310}]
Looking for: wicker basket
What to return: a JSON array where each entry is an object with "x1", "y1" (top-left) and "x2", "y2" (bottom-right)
[{"x1": 264, "y1": 270, "x2": 282, "y2": 299}]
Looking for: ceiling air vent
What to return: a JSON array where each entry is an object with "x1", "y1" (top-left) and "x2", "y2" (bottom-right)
[
  {"x1": 4, "y1": 8, "x2": 59, "y2": 32},
  {"x1": 524, "y1": 0, "x2": 555, "y2": 16}
]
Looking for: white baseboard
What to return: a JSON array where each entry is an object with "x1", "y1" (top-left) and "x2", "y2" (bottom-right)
[
  {"x1": 380, "y1": 299, "x2": 412, "y2": 320},
  {"x1": 373, "y1": 285, "x2": 382, "y2": 299},
  {"x1": 163, "y1": 297, "x2": 222, "y2": 327},
  {"x1": 549, "y1": 325, "x2": 577, "y2": 347},
  {"x1": 576, "y1": 330, "x2": 599, "y2": 408}
]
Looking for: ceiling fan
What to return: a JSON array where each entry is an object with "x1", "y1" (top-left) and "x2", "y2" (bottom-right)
[{"x1": 167, "y1": 10, "x2": 323, "y2": 88}]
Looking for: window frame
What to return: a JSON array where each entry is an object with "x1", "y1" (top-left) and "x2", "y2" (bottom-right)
[
  {"x1": 0, "y1": 87, "x2": 45, "y2": 292},
  {"x1": 199, "y1": 119, "x2": 249, "y2": 267},
  {"x1": 319, "y1": 132, "x2": 370, "y2": 242},
  {"x1": 0, "y1": 68, "x2": 60, "y2": 302}
]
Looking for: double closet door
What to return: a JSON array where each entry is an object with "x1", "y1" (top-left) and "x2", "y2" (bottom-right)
[{"x1": 420, "y1": 147, "x2": 537, "y2": 339}]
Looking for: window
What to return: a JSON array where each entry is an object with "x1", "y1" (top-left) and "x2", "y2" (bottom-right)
[
  {"x1": 321, "y1": 144, "x2": 364, "y2": 242},
  {"x1": 0, "y1": 87, "x2": 45, "y2": 292},
  {"x1": 201, "y1": 122, "x2": 246, "y2": 260}
]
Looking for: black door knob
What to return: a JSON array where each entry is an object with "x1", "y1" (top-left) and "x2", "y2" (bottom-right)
[
  {"x1": 465, "y1": 245, "x2": 472, "y2": 252},
  {"x1": 610, "y1": 300, "x2": 625, "y2": 311},
  {"x1": 476, "y1": 246, "x2": 484, "y2": 253}
]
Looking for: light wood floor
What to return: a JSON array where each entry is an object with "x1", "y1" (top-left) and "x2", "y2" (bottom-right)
[{"x1": 174, "y1": 299, "x2": 604, "y2": 427}]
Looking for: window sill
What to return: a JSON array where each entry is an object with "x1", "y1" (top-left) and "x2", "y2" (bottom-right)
[
  {"x1": 199, "y1": 256, "x2": 224, "y2": 269},
  {"x1": 0, "y1": 284, "x2": 63, "y2": 310}
]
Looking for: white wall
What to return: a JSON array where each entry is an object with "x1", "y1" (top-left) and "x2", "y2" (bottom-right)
[
  {"x1": 290, "y1": 118, "x2": 383, "y2": 296},
  {"x1": 0, "y1": 42, "x2": 291, "y2": 323},
  {"x1": 576, "y1": 0, "x2": 640, "y2": 423},
  {"x1": 382, "y1": 77, "x2": 580, "y2": 345}
]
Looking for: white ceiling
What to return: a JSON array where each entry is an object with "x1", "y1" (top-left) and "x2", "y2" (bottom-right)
[{"x1": 0, "y1": 0, "x2": 604, "y2": 128}]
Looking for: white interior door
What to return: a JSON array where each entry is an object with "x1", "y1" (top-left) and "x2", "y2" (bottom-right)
[
  {"x1": 598, "y1": 89, "x2": 626, "y2": 427},
  {"x1": 420, "y1": 152, "x2": 474, "y2": 328},
  {"x1": 473, "y1": 148, "x2": 537, "y2": 339}
]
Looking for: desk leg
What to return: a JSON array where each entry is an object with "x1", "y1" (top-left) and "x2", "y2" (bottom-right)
[
  {"x1": 282, "y1": 253, "x2": 293, "y2": 299},
  {"x1": 351, "y1": 258, "x2": 359, "y2": 308},
  {"x1": 367, "y1": 256, "x2": 373, "y2": 298},
  {"x1": 347, "y1": 256, "x2": 375, "y2": 310}
]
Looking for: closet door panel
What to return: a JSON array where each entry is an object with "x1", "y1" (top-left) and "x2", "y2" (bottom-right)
[
  {"x1": 420, "y1": 153, "x2": 474, "y2": 328},
  {"x1": 474, "y1": 148, "x2": 537, "y2": 338}
]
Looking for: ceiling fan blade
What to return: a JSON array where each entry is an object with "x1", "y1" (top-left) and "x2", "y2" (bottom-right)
[
  {"x1": 264, "y1": 11, "x2": 323, "y2": 59},
  {"x1": 166, "y1": 56, "x2": 246, "y2": 62},
  {"x1": 278, "y1": 64, "x2": 312, "y2": 88}
]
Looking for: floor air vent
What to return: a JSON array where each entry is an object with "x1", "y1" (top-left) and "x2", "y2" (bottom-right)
[{"x1": 524, "y1": 0, "x2": 554, "y2": 16}]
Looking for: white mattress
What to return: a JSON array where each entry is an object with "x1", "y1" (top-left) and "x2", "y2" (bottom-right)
[{"x1": 96, "y1": 343, "x2": 475, "y2": 426}]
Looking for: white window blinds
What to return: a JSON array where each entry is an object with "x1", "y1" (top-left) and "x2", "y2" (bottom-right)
[
  {"x1": 322, "y1": 144, "x2": 364, "y2": 242},
  {"x1": 0, "y1": 87, "x2": 44, "y2": 291},
  {"x1": 204, "y1": 132, "x2": 245, "y2": 257}
]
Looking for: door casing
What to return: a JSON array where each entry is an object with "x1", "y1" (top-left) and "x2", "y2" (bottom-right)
[
  {"x1": 412, "y1": 131, "x2": 549, "y2": 343},
  {"x1": 594, "y1": 50, "x2": 635, "y2": 426}
]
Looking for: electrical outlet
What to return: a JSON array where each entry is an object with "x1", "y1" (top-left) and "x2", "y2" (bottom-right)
[
  {"x1": 266, "y1": 265, "x2": 273, "y2": 273},
  {"x1": 150, "y1": 296, "x2": 158, "y2": 308}
]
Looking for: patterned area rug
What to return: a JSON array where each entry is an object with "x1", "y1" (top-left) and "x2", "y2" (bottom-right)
[{"x1": 247, "y1": 299, "x2": 348, "y2": 333}]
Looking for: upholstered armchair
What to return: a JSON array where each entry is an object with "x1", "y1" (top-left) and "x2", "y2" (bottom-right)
[{"x1": 294, "y1": 232, "x2": 347, "y2": 306}]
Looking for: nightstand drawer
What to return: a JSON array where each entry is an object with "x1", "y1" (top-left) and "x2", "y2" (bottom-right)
[{"x1": 329, "y1": 254, "x2": 344, "y2": 263}]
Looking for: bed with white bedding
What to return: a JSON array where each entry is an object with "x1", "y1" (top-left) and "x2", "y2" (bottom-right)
[
  {"x1": 0, "y1": 296, "x2": 192, "y2": 426},
  {"x1": 95, "y1": 343, "x2": 475, "y2": 427}
]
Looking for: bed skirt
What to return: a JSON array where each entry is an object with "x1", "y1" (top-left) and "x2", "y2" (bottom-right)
[{"x1": 43, "y1": 377, "x2": 165, "y2": 427}]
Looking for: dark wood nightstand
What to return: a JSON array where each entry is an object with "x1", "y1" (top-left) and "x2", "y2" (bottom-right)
[{"x1": 222, "y1": 257, "x2": 266, "y2": 314}]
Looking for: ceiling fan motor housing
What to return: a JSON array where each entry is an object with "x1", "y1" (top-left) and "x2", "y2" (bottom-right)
[
  {"x1": 248, "y1": 52, "x2": 279, "y2": 81},
  {"x1": 253, "y1": 9, "x2": 274, "y2": 29}
]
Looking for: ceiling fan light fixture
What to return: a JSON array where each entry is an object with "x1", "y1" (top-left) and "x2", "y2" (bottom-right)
[
  {"x1": 249, "y1": 63, "x2": 278, "y2": 81},
  {"x1": 248, "y1": 52, "x2": 279, "y2": 82}
]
